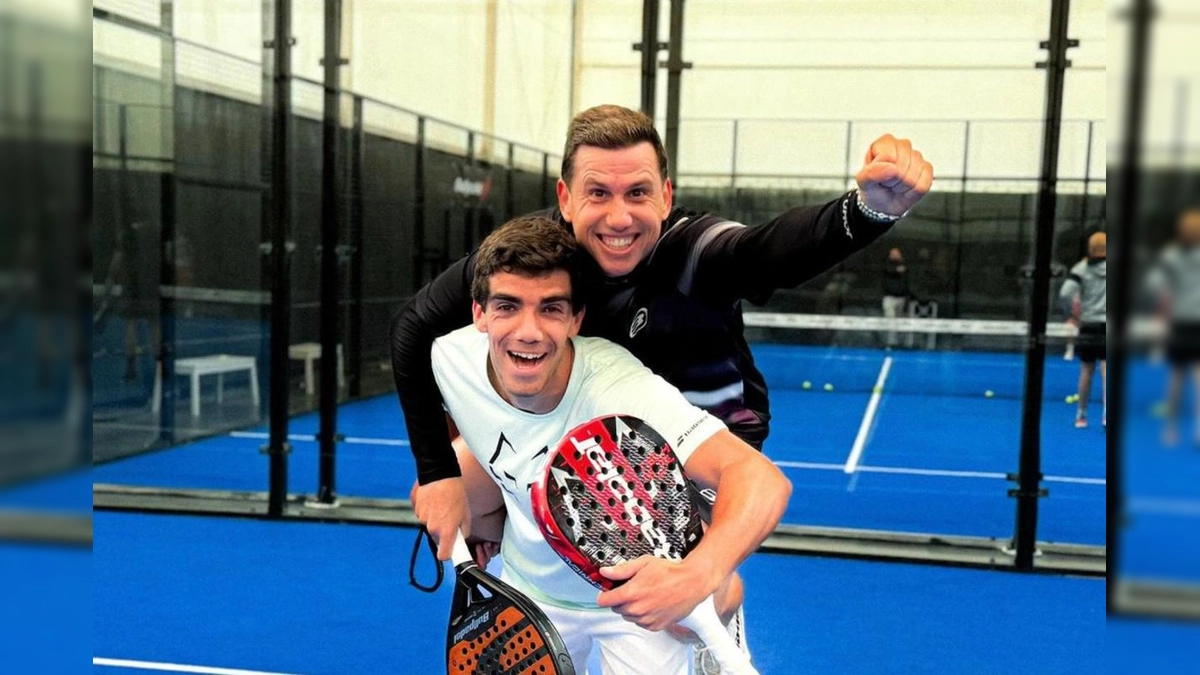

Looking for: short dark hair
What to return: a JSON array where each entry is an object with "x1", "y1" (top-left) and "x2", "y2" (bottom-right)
[
  {"x1": 472, "y1": 216, "x2": 586, "y2": 310},
  {"x1": 560, "y1": 104, "x2": 669, "y2": 186}
]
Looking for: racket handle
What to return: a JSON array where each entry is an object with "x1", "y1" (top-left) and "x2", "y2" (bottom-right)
[
  {"x1": 449, "y1": 530, "x2": 474, "y2": 568},
  {"x1": 679, "y1": 596, "x2": 758, "y2": 675}
]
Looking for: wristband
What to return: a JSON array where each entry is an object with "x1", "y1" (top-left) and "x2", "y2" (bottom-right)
[{"x1": 856, "y1": 191, "x2": 906, "y2": 223}]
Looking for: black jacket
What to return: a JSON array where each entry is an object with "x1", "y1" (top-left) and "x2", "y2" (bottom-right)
[{"x1": 391, "y1": 192, "x2": 893, "y2": 483}]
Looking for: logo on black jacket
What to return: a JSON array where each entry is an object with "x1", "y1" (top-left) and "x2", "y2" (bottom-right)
[{"x1": 629, "y1": 308, "x2": 649, "y2": 338}]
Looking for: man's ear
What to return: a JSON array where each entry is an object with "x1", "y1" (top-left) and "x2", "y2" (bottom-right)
[
  {"x1": 661, "y1": 177, "x2": 673, "y2": 217},
  {"x1": 472, "y1": 300, "x2": 486, "y2": 332},
  {"x1": 556, "y1": 178, "x2": 571, "y2": 219}
]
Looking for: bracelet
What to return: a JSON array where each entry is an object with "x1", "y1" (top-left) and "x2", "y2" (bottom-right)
[{"x1": 855, "y1": 191, "x2": 906, "y2": 223}]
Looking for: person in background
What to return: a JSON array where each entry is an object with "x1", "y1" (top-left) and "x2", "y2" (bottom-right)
[
  {"x1": 1147, "y1": 208, "x2": 1200, "y2": 446},
  {"x1": 1059, "y1": 232, "x2": 1107, "y2": 429},
  {"x1": 882, "y1": 247, "x2": 910, "y2": 347}
]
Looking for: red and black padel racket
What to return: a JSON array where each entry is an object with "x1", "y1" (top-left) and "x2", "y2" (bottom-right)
[{"x1": 531, "y1": 415, "x2": 758, "y2": 674}]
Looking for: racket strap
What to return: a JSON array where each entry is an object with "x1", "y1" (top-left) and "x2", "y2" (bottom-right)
[{"x1": 408, "y1": 526, "x2": 444, "y2": 593}]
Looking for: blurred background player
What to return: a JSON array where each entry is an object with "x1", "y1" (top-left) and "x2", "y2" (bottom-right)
[
  {"x1": 1063, "y1": 285, "x2": 1081, "y2": 361},
  {"x1": 1147, "y1": 207, "x2": 1200, "y2": 446},
  {"x1": 881, "y1": 247, "x2": 910, "y2": 348},
  {"x1": 96, "y1": 220, "x2": 161, "y2": 384},
  {"x1": 1059, "y1": 232, "x2": 1106, "y2": 429}
]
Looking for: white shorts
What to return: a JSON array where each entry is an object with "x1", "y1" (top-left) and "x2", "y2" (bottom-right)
[{"x1": 499, "y1": 571, "x2": 692, "y2": 674}]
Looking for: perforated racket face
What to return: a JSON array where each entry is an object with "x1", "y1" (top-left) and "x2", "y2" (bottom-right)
[
  {"x1": 532, "y1": 415, "x2": 703, "y2": 590},
  {"x1": 447, "y1": 567, "x2": 574, "y2": 675}
]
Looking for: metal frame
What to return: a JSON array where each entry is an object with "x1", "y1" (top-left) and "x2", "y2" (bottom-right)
[
  {"x1": 1109, "y1": 0, "x2": 1152, "y2": 617},
  {"x1": 662, "y1": 0, "x2": 689, "y2": 180},
  {"x1": 316, "y1": 0, "x2": 344, "y2": 506},
  {"x1": 1011, "y1": 0, "x2": 1077, "y2": 571},
  {"x1": 636, "y1": 0, "x2": 662, "y2": 118},
  {"x1": 264, "y1": 0, "x2": 294, "y2": 518},
  {"x1": 347, "y1": 95, "x2": 365, "y2": 398}
]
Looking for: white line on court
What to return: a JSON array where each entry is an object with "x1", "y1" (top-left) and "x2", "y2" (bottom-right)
[
  {"x1": 229, "y1": 431, "x2": 311, "y2": 442},
  {"x1": 228, "y1": 431, "x2": 410, "y2": 447},
  {"x1": 843, "y1": 356, "x2": 892, "y2": 474},
  {"x1": 93, "y1": 658, "x2": 303, "y2": 675},
  {"x1": 225, "y1": 431, "x2": 1104, "y2": 485},
  {"x1": 775, "y1": 460, "x2": 1104, "y2": 485},
  {"x1": 343, "y1": 436, "x2": 410, "y2": 446},
  {"x1": 1044, "y1": 475, "x2": 1106, "y2": 486},
  {"x1": 858, "y1": 465, "x2": 1006, "y2": 480},
  {"x1": 773, "y1": 461, "x2": 845, "y2": 471}
]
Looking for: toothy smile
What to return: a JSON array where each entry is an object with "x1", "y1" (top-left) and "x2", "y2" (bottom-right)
[
  {"x1": 599, "y1": 235, "x2": 635, "y2": 250},
  {"x1": 508, "y1": 350, "x2": 546, "y2": 366}
]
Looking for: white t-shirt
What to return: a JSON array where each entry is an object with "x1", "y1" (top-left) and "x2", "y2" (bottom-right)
[{"x1": 431, "y1": 327, "x2": 726, "y2": 609}]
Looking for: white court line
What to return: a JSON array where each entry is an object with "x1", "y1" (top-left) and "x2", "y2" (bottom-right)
[
  {"x1": 228, "y1": 431, "x2": 410, "y2": 447},
  {"x1": 343, "y1": 436, "x2": 410, "y2": 447},
  {"x1": 1044, "y1": 475, "x2": 1106, "y2": 486},
  {"x1": 224, "y1": 431, "x2": 1105, "y2": 484},
  {"x1": 229, "y1": 431, "x2": 311, "y2": 442},
  {"x1": 843, "y1": 356, "x2": 892, "y2": 474},
  {"x1": 773, "y1": 461, "x2": 845, "y2": 471},
  {"x1": 858, "y1": 465, "x2": 1007, "y2": 479},
  {"x1": 93, "y1": 658, "x2": 302, "y2": 675},
  {"x1": 775, "y1": 460, "x2": 1104, "y2": 485}
]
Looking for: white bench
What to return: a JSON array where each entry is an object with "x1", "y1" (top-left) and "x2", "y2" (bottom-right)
[
  {"x1": 288, "y1": 342, "x2": 344, "y2": 396},
  {"x1": 152, "y1": 354, "x2": 260, "y2": 418}
]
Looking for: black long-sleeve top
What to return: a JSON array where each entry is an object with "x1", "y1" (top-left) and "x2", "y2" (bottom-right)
[
  {"x1": 882, "y1": 260, "x2": 910, "y2": 298},
  {"x1": 391, "y1": 191, "x2": 893, "y2": 484}
]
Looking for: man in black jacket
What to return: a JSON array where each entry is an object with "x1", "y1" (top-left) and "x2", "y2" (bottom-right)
[{"x1": 394, "y1": 104, "x2": 932, "y2": 559}]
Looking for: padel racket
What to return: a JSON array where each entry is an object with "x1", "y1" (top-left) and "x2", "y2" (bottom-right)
[
  {"x1": 446, "y1": 530, "x2": 576, "y2": 675},
  {"x1": 531, "y1": 415, "x2": 758, "y2": 674}
]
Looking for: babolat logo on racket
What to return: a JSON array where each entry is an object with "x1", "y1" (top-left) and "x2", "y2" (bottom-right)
[{"x1": 452, "y1": 609, "x2": 493, "y2": 643}]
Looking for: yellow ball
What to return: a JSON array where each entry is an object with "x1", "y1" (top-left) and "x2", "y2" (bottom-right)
[
  {"x1": 984, "y1": 390, "x2": 995, "y2": 398},
  {"x1": 802, "y1": 381, "x2": 812, "y2": 390},
  {"x1": 1065, "y1": 395, "x2": 1075, "y2": 404},
  {"x1": 823, "y1": 383, "x2": 834, "y2": 392},
  {"x1": 873, "y1": 386, "x2": 883, "y2": 394}
]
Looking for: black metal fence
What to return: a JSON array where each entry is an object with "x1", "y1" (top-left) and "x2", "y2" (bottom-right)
[{"x1": 93, "y1": 57, "x2": 561, "y2": 461}]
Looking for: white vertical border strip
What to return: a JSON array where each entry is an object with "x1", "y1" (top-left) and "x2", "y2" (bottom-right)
[{"x1": 844, "y1": 356, "x2": 893, "y2": 474}]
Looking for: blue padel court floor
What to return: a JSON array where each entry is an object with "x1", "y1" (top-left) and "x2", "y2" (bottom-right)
[
  {"x1": 91, "y1": 342, "x2": 1197, "y2": 584},
  {"x1": 91, "y1": 511, "x2": 1108, "y2": 675},
  {"x1": 95, "y1": 345, "x2": 1113, "y2": 537},
  {"x1": 78, "y1": 341, "x2": 1200, "y2": 674}
]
